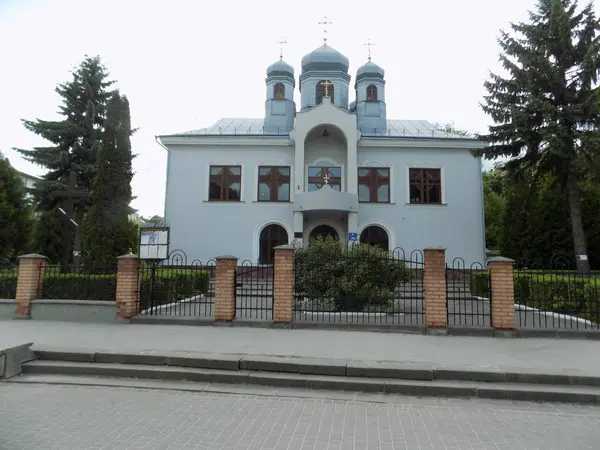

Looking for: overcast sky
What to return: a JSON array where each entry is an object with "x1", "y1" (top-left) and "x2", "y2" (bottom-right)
[{"x1": 1, "y1": 0, "x2": 597, "y2": 217}]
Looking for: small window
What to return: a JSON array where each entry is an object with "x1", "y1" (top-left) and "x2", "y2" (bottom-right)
[
  {"x1": 316, "y1": 80, "x2": 335, "y2": 105},
  {"x1": 274, "y1": 83, "x2": 285, "y2": 100},
  {"x1": 308, "y1": 166, "x2": 341, "y2": 191},
  {"x1": 366, "y1": 85, "x2": 378, "y2": 101},
  {"x1": 257, "y1": 166, "x2": 291, "y2": 202},
  {"x1": 409, "y1": 168, "x2": 442, "y2": 204},
  {"x1": 358, "y1": 168, "x2": 390, "y2": 203},
  {"x1": 209, "y1": 165, "x2": 242, "y2": 201}
]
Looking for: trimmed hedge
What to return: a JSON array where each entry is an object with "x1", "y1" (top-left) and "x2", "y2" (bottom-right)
[
  {"x1": 0, "y1": 268, "x2": 17, "y2": 299},
  {"x1": 139, "y1": 269, "x2": 211, "y2": 309},
  {"x1": 469, "y1": 271, "x2": 600, "y2": 323},
  {"x1": 43, "y1": 273, "x2": 117, "y2": 301},
  {"x1": 294, "y1": 238, "x2": 411, "y2": 312}
]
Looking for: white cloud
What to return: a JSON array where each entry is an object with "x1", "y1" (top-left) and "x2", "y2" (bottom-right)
[{"x1": 2, "y1": 0, "x2": 594, "y2": 215}]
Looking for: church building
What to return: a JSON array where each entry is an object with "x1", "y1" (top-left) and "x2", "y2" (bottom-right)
[{"x1": 158, "y1": 39, "x2": 486, "y2": 265}]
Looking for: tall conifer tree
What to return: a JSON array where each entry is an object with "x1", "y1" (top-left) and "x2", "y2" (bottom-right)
[
  {"x1": 481, "y1": 0, "x2": 600, "y2": 272},
  {"x1": 82, "y1": 92, "x2": 137, "y2": 263}
]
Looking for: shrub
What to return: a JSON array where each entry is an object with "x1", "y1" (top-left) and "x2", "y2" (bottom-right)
[
  {"x1": 43, "y1": 272, "x2": 117, "y2": 301},
  {"x1": 469, "y1": 272, "x2": 490, "y2": 298},
  {"x1": 294, "y1": 237, "x2": 411, "y2": 312}
]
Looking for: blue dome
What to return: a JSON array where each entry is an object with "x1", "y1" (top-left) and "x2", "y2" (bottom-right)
[
  {"x1": 267, "y1": 59, "x2": 294, "y2": 77},
  {"x1": 301, "y1": 44, "x2": 349, "y2": 73},
  {"x1": 356, "y1": 60, "x2": 385, "y2": 80}
]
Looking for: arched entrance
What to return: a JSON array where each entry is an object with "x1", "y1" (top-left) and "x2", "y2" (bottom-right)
[
  {"x1": 309, "y1": 225, "x2": 339, "y2": 242},
  {"x1": 360, "y1": 225, "x2": 389, "y2": 251},
  {"x1": 259, "y1": 224, "x2": 288, "y2": 264}
]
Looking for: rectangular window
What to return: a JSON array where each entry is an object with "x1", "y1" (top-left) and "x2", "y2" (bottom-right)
[
  {"x1": 358, "y1": 168, "x2": 390, "y2": 203},
  {"x1": 409, "y1": 168, "x2": 442, "y2": 204},
  {"x1": 257, "y1": 166, "x2": 291, "y2": 202},
  {"x1": 208, "y1": 165, "x2": 242, "y2": 201},
  {"x1": 307, "y1": 166, "x2": 341, "y2": 191}
]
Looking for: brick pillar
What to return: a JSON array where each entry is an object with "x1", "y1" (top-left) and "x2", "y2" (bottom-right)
[
  {"x1": 115, "y1": 254, "x2": 141, "y2": 320},
  {"x1": 273, "y1": 245, "x2": 294, "y2": 323},
  {"x1": 488, "y1": 257, "x2": 516, "y2": 330},
  {"x1": 214, "y1": 256, "x2": 237, "y2": 322},
  {"x1": 424, "y1": 247, "x2": 447, "y2": 328},
  {"x1": 15, "y1": 254, "x2": 46, "y2": 319}
]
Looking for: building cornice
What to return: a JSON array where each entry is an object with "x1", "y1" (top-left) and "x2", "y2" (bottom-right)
[
  {"x1": 158, "y1": 135, "x2": 293, "y2": 148},
  {"x1": 359, "y1": 137, "x2": 485, "y2": 150}
]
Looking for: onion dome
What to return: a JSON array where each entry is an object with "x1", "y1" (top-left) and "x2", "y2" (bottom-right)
[{"x1": 301, "y1": 44, "x2": 349, "y2": 73}]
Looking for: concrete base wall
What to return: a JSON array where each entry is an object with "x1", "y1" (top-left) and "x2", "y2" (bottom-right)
[
  {"x1": 31, "y1": 300, "x2": 117, "y2": 323},
  {"x1": 0, "y1": 300, "x2": 16, "y2": 320}
]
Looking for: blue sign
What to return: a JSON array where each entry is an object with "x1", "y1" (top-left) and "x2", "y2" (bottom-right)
[{"x1": 348, "y1": 232, "x2": 358, "y2": 241}]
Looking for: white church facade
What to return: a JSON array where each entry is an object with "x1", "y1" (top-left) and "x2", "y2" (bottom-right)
[{"x1": 159, "y1": 42, "x2": 486, "y2": 265}]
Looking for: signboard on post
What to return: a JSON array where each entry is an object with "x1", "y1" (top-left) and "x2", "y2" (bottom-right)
[{"x1": 139, "y1": 225, "x2": 170, "y2": 261}]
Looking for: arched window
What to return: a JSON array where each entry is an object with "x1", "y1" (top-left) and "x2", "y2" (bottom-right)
[
  {"x1": 366, "y1": 85, "x2": 378, "y2": 101},
  {"x1": 309, "y1": 225, "x2": 339, "y2": 242},
  {"x1": 360, "y1": 225, "x2": 389, "y2": 251},
  {"x1": 316, "y1": 80, "x2": 335, "y2": 105},
  {"x1": 259, "y1": 224, "x2": 289, "y2": 264},
  {"x1": 273, "y1": 83, "x2": 285, "y2": 100}
]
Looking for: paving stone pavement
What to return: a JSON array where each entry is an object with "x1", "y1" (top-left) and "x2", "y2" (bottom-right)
[{"x1": 1, "y1": 383, "x2": 599, "y2": 450}]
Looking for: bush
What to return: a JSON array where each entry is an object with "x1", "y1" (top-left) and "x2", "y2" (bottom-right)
[
  {"x1": 470, "y1": 272, "x2": 490, "y2": 298},
  {"x1": 294, "y1": 237, "x2": 411, "y2": 312},
  {"x1": 43, "y1": 273, "x2": 117, "y2": 301},
  {"x1": 139, "y1": 268, "x2": 211, "y2": 309}
]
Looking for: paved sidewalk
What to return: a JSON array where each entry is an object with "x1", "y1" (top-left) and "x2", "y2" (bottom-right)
[{"x1": 1, "y1": 321, "x2": 599, "y2": 375}]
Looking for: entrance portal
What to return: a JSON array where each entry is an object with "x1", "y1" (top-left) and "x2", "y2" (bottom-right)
[{"x1": 309, "y1": 225, "x2": 339, "y2": 242}]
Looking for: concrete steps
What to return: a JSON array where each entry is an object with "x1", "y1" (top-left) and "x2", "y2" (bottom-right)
[{"x1": 11, "y1": 350, "x2": 600, "y2": 405}]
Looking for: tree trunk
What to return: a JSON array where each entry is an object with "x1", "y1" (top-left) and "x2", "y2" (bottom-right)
[{"x1": 566, "y1": 170, "x2": 590, "y2": 273}]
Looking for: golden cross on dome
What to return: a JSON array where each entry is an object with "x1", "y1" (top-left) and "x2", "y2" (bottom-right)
[
  {"x1": 323, "y1": 173, "x2": 330, "y2": 185},
  {"x1": 322, "y1": 80, "x2": 333, "y2": 97},
  {"x1": 276, "y1": 38, "x2": 287, "y2": 60},
  {"x1": 318, "y1": 16, "x2": 332, "y2": 43},
  {"x1": 364, "y1": 39, "x2": 375, "y2": 61}
]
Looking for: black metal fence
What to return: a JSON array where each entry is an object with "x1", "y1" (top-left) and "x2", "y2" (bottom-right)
[
  {"x1": 0, "y1": 264, "x2": 18, "y2": 299},
  {"x1": 139, "y1": 250, "x2": 215, "y2": 317},
  {"x1": 293, "y1": 243, "x2": 425, "y2": 325},
  {"x1": 43, "y1": 261, "x2": 118, "y2": 301},
  {"x1": 235, "y1": 260, "x2": 274, "y2": 320},
  {"x1": 446, "y1": 259, "x2": 491, "y2": 327},
  {"x1": 514, "y1": 260, "x2": 600, "y2": 331}
]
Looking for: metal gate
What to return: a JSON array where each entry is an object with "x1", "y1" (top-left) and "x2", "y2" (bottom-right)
[
  {"x1": 138, "y1": 250, "x2": 215, "y2": 317},
  {"x1": 235, "y1": 260, "x2": 274, "y2": 320},
  {"x1": 446, "y1": 258, "x2": 491, "y2": 327}
]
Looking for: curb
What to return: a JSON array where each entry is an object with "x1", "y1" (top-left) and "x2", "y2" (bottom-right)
[{"x1": 32, "y1": 349, "x2": 600, "y2": 388}]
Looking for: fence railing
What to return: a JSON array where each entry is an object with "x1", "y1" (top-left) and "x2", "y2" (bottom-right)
[
  {"x1": 293, "y1": 244, "x2": 425, "y2": 325},
  {"x1": 514, "y1": 268, "x2": 600, "y2": 331},
  {"x1": 0, "y1": 264, "x2": 18, "y2": 299},
  {"x1": 43, "y1": 262, "x2": 118, "y2": 301},
  {"x1": 235, "y1": 261, "x2": 274, "y2": 320},
  {"x1": 446, "y1": 259, "x2": 491, "y2": 328},
  {"x1": 139, "y1": 253, "x2": 215, "y2": 317}
]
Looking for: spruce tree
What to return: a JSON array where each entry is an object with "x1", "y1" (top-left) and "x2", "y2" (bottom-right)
[
  {"x1": 13, "y1": 56, "x2": 114, "y2": 262},
  {"x1": 0, "y1": 154, "x2": 34, "y2": 263},
  {"x1": 481, "y1": 0, "x2": 600, "y2": 272},
  {"x1": 82, "y1": 92, "x2": 136, "y2": 263}
]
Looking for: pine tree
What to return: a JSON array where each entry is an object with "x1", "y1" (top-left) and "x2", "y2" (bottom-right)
[
  {"x1": 13, "y1": 56, "x2": 115, "y2": 262},
  {"x1": 0, "y1": 154, "x2": 34, "y2": 263},
  {"x1": 81, "y1": 92, "x2": 137, "y2": 263},
  {"x1": 481, "y1": 0, "x2": 600, "y2": 272}
]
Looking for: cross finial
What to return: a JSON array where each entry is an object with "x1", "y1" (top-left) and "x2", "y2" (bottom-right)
[
  {"x1": 322, "y1": 80, "x2": 333, "y2": 97},
  {"x1": 318, "y1": 16, "x2": 332, "y2": 44},
  {"x1": 323, "y1": 173, "x2": 330, "y2": 185},
  {"x1": 276, "y1": 37, "x2": 287, "y2": 60},
  {"x1": 364, "y1": 38, "x2": 375, "y2": 61}
]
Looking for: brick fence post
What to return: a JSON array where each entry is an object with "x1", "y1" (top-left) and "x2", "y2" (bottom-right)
[
  {"x1": 273, "y1": 245, "x2": 295, "y2": 323},
  {"x1": 488, "y1": 257, "x2": 516, "y2": 331},
  {"x1": 424, "y1": 247, "x2": 447, "y2": 328},
  {"x1": 15, "y1": 254, "x2": 46, "y2": 319},
  {"x1": 115, "y1": 254, "x2": 141, "y2": 320},
  {"x1": 215, "y1": 256, "x2": 238, "y2": 322}
]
